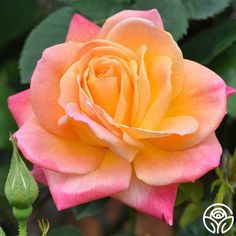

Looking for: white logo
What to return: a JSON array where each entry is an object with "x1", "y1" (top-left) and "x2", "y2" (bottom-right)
[{"x1": 203, "y1": 203, "x2": 234, "y2": 234}]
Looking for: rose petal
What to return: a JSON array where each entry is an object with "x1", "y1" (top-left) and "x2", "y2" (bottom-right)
[
  {"x1": 15, "y1": 115, "x2": 105, "y2": 174},
  {"x1": 31, "y1": 42, "x2": 81, "y2": 138},
  {"x1": 134, "y1": 133, "x2": 222, "y2": 186},
  {"x1": 140, "y1": 56, "x2": 172, "y2": 129},
  {"x1": 133, "y1": 45, "x2": 151, "y2": 126},
  {"x1": 65, "y1": 103, "x2": 140, "y2": 162},
  {"x1": 226, "y1": 86, "x2": 236, "y2": 97},
  {"x1": 8, "y1": 89, "x2": 32, "y2": 127},
  {"x1": 152, "y1": 59, "x2": 226, "y2": 150},
  {"x1": 43, "y1": 150, "x2": 132, "y2": 210},
  {"x1": 32, "y1": 165, "x2": 47, "y2": 185},
  {"x1": 114, "y1": 62, "x2": 133, "y2": 124},
  {"x1": 114, "y1": 175, "x2": 177, "y2": 225},
  {"x1": 99, "y1": 9, "x2": 164, "y2": 38},
  {"x1": 105, "y1": 18, "x2": 184, "y2": 99},
  {"x1": 87, "y1": 71, "x2": 119, "y2": 116},
  {"x1": 120, "y1": 116, "x2": 198, "y2": 139},
  {"x1": 66, "y1": 13, "x2": 100, "y2": 42}
]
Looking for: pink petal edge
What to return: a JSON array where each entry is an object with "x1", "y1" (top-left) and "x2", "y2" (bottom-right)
[
  {"x1": 114, "y1": 175, "x2": 178, "y2": 225},
  {"x1": 43, "y1": 151, "x2": 132, "y2": 210},
  {"x1": 66, "y1": 13, "x2": 100, "y2": 42},
  {"x1": 226, "y1": 86, "x2": 236, "y2": 97},
  {"x1": 8, "y1": 89, "x2": 32, "y2": 127},
  {"x1": 15, "y1": 116, "x2": 105, "y2": 175},
  {"x1": 32, "y1": 165, "x2": 48, "y2": 185}
]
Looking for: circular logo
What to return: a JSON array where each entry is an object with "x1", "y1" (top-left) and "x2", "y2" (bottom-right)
[{"x1": 203, "y1": 203, "x2": 234, "y2": 234}]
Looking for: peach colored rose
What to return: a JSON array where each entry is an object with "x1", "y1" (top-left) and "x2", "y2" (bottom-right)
[{"x1": 8, "y1": 9, "x2": 234, "y2": 225}]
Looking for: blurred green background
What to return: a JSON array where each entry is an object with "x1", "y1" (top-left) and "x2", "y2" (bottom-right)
[{"x1": 1, "y1": 0, "x2": 236, "y2": 235}]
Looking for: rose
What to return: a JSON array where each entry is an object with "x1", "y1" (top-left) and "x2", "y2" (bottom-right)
[{"x1": 8, "y1": 9, "x2": 234, "y2": 225}]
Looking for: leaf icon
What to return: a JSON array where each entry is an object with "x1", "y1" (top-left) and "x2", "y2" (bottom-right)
[
  {"x1": 219, "y1": 216, "x2": 234, "y2": 234},
  {"x1": 203, "y1": 216, "x2": 218, "y2": 234}
]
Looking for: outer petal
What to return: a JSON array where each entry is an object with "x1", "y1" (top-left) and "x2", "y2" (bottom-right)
[
  {"x1": 226, "y1": 86, "x2": 236, "y2": 97},
  {"x1": 66, "y1": 13, "x2": 100, "y2": 42},
  {"x1": 43, "y1": 151, "x2": 132, "y2": 210},
  {"x1": 15, "y1": 116, "x2": 105, "y2": 174},
  {"x1": 99, "y1": 9, "x2": 164, "y2": 38},
  {"x1": 152, "y1": 60, "x2": 226, "y2": 150},
  {"x1": 31, "y1": 42, "x2": 81, "y2": 138},
  {"x1": 134, "y1": 133, "x2": 222, "y2": 186},
  {"x1": 8, "y1": 89, "x2": 32, "y2": 127},
  {"x1": 114, "y1": 175, "x2": 178, "y2": 225},
  {"x1": 32, "y1": 165, "x2": 47, "y2": 185}
]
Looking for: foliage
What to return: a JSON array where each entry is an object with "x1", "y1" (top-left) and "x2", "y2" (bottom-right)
[
  {"x1": 19, "y1": 7, "x2": 76, "y2": 83},
  {"x1": 73, "y1": 198, "x2": 110, "y2": 220},
  {"x1": 48, "y1": 226, "x2": 83, "y2": 236},
  {"x1": 182, "y1": 0, "x2": 232, "y2": 20},
  {"x1": 209, "y1": 44, "x2": 236, "y2": 118}
]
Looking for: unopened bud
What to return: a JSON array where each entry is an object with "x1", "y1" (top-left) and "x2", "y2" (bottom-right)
[{"x1": 5, "y1": 135, "x2": 38, "y2": 210}]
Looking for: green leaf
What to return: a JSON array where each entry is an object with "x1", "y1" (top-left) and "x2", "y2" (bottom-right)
[
  {"x1": 0, "y1": 227, "x2": 6, "y2": 236},
  {"x1": 232, "y1": 150, "x2": 236, "y2": 176},
  {"x1": 59, "y1": 0, "x2": 127, "y2": 24},
  {"x1": 215, "y1": 184, "x2": 226, "y2": 203},
  {"x1": 215, "y1": 167, "x2": 224, "y2": 179},
  {"x1": 181, "y1": 19, "x2": 236, "y2": 64},
  {"x1": 175, "y1": 186, "x2": 189, "y2": 206},
  {"x1": 0, "y1": 0, "x2": 44, "y2": 50},
  {"x1": 19, "y1": 7, "x2": 76, "y2": 83},
  {"x1": 178, "y1": 215, "x2": 213, "y2": 236},
  {"x1": 135, "y1": 0, "x2": 188, "y2": 40},
  {"x1": 211, "y1": 179, "x2": 223, "y2": 193},
  {"x1": 180, "y1": 203, "x2": 202, "y2": 227},
  {"x1": 209, "y1": 43, "x2": 236, "y2": 117},
  {"x1": 0, "y1": 72, "x2": 16, "y2": 149},
  {"x1": 48, "y1": 226, "x2": 83, "y2": 236},
  {"x1": 73, "y1": 198, "x2": 109, "y2": 220},
  {"x1": 182, "y1": 0, "x2": 232, "y2": 20},
  {"x1": 0, "y1": 167, "x2": 8, "y2": 197},
  {"x1": 179, "y1": 181, "x2": 204, "y2": 203}
]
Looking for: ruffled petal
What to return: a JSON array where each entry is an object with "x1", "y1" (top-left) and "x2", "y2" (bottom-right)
[
  {"x1": 66, "y1": 13, "x2": 100, "y2": 42},
  {"x1": 152, "y1": 60, "x2": 226, "y2": 150},
  {"x1": 8, "y1": 89, "x2": 32, "y2": 127},
  {"x1": 134, "y1": 133, "x2": 222, "y2": 186},
  {"x1": 120, "y1": 116, "x2": 198, "y2": 139},
  {"x1": 65, "y1": 103, "x2": 140, "y2": 162},
  {"x1": 114, "y1": 175, "x2": 177, "y2": 225},
  {"x1": 15, "y1": 116, "x2": 105, "y2": 174},
  {"x1": 43, "y1": 150, "x2": 132, "y2": 210},
  {"x1": 99, "y1": 9, "x2": 164, "y2": 38}
]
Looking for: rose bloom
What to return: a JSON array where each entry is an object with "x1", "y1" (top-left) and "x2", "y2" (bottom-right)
[{"x1": 8, "y1": 9, "x2": 235, "y2": 225}]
